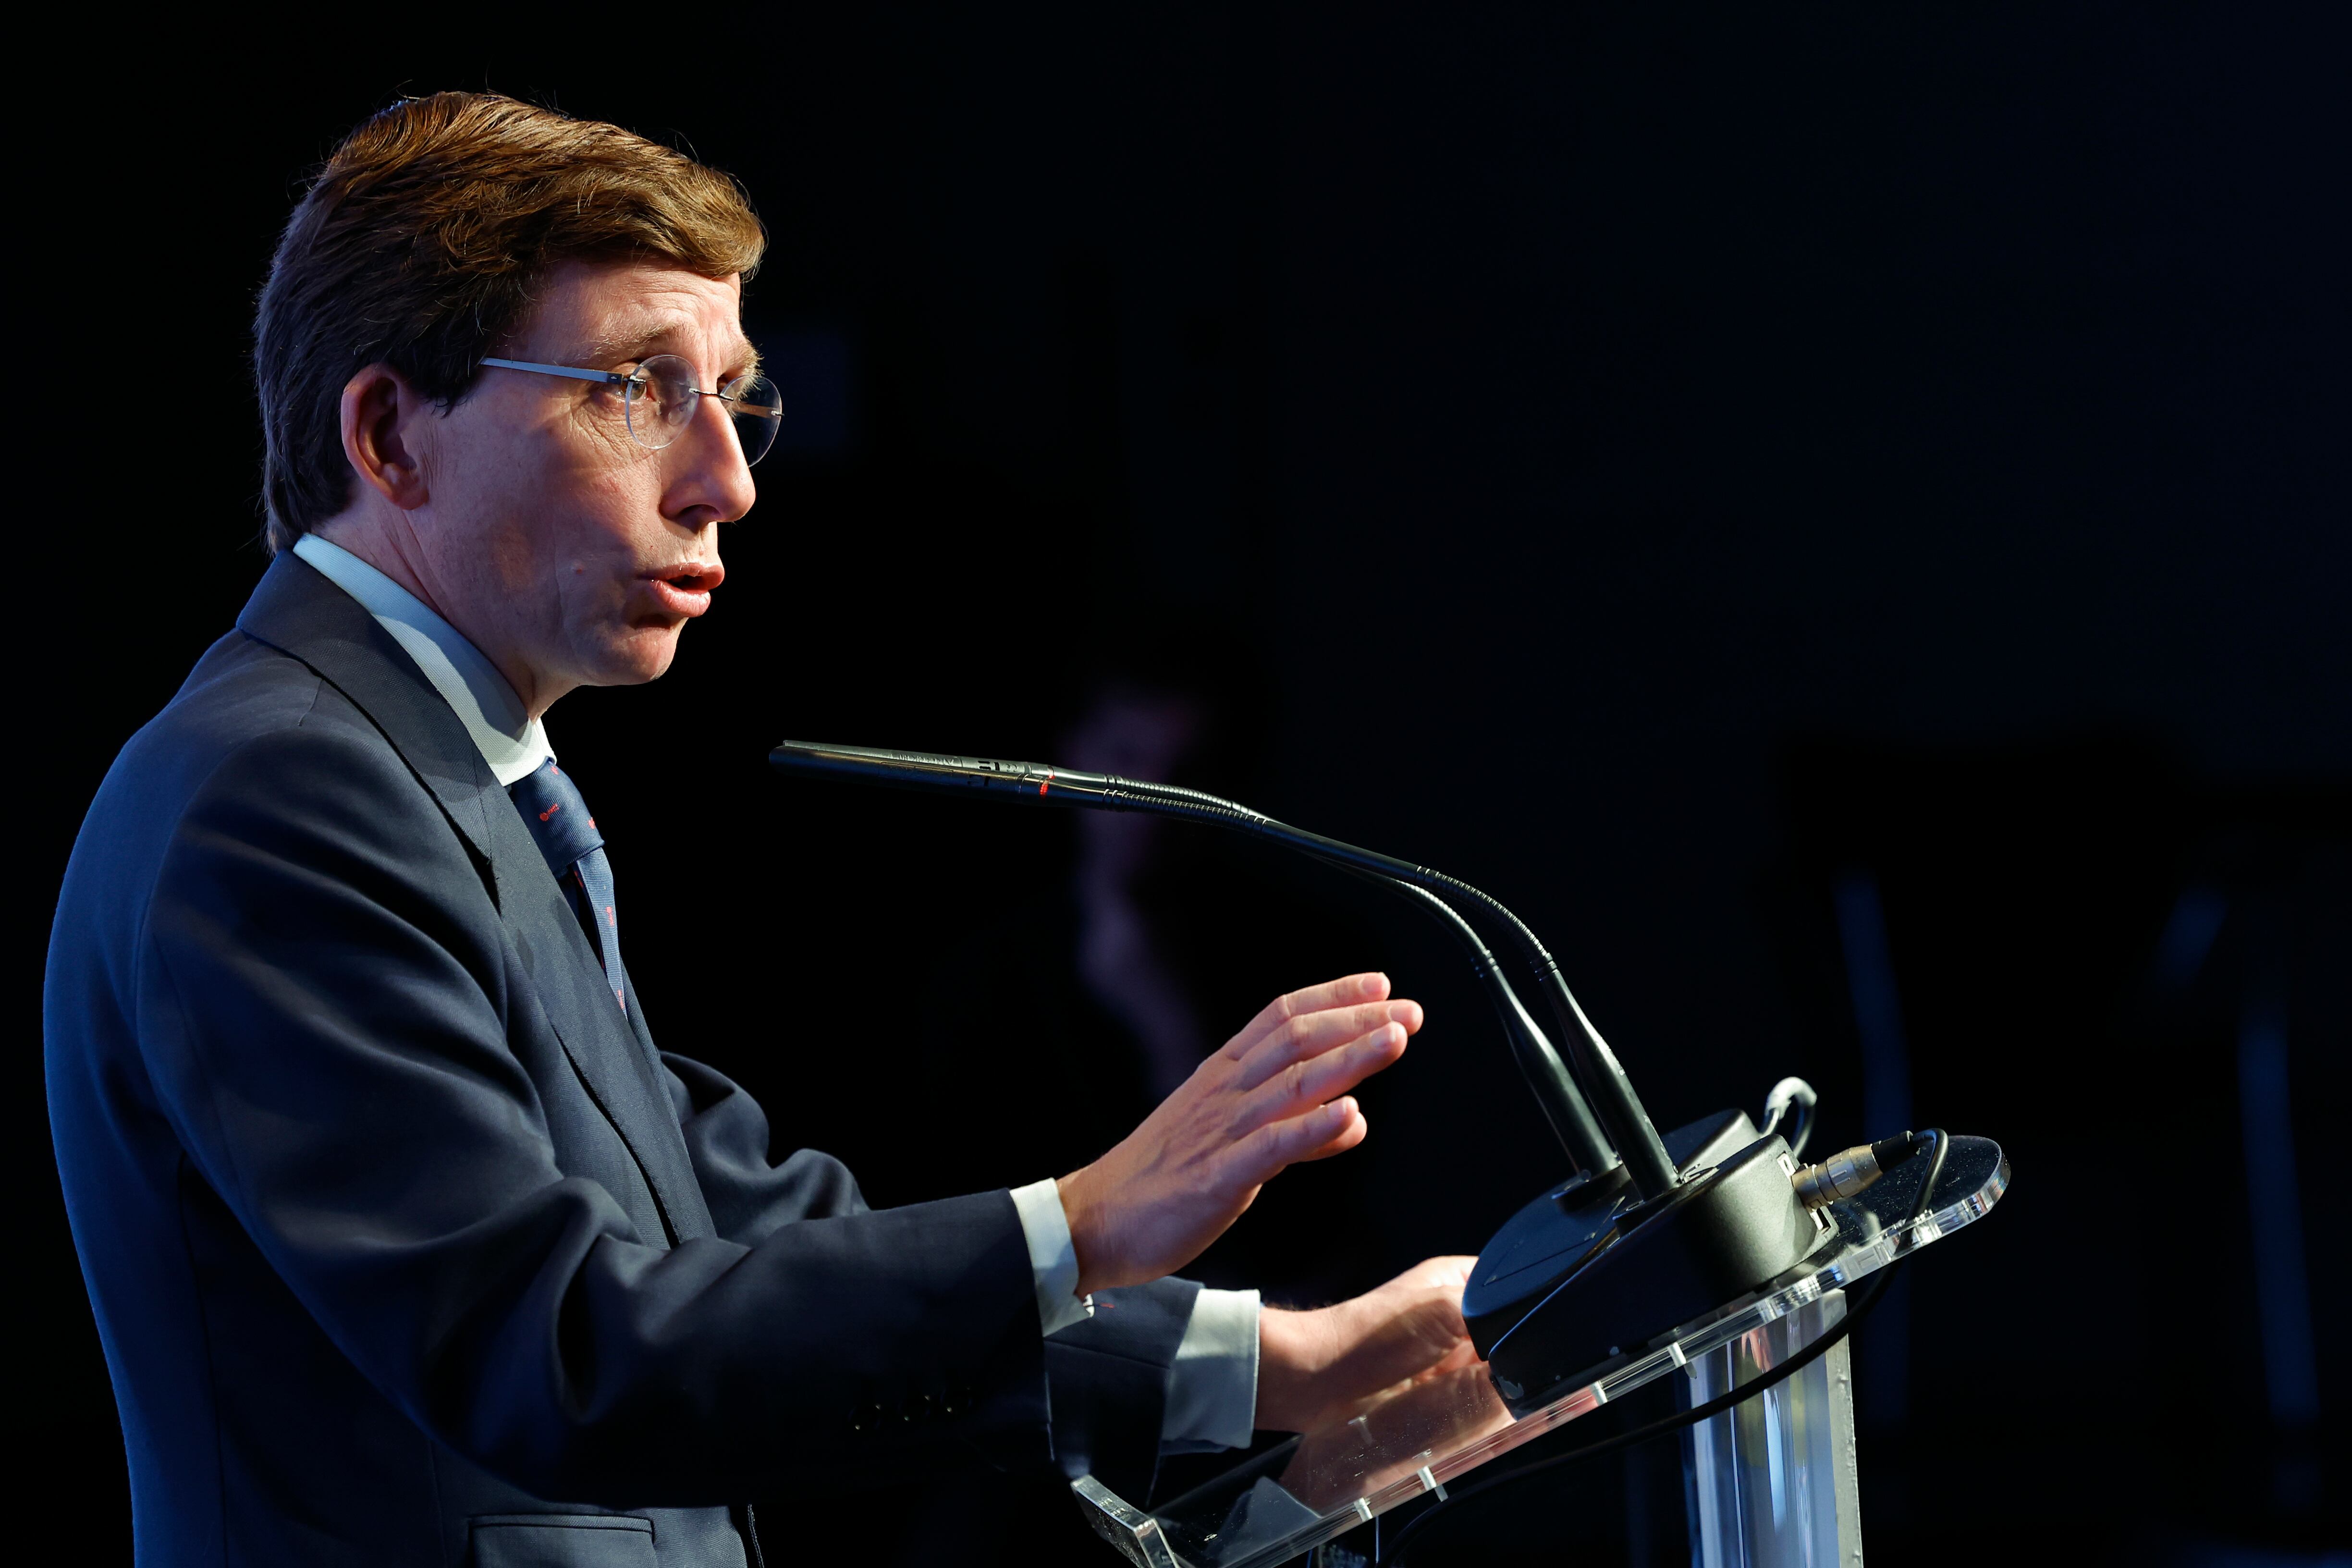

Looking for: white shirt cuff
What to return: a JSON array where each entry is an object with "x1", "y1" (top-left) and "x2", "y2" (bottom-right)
[
  {"x1": 1162, "y1": 1287, "x2": 1262, "y2": 1451},
  {"x1": 1009, "y1": 1178, "x2": 1093, "y2": 1336}
]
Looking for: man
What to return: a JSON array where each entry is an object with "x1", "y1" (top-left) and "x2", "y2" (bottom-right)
[{"x1": 44, "y1": 94, "x2": 1472, "y2": 1567}]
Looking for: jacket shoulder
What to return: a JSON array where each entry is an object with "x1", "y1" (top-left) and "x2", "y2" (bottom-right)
[
  {"x1": 61, "y1": 630, "x2": 433, "y2": 919},
  {"x1": 133, "y1": 627, "x2": 395, "y2": 789}
]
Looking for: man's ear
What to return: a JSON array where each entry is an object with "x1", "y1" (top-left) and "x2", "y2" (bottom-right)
[{"x1": 339, "y1": 364, "x2": 431, "y2": 511}]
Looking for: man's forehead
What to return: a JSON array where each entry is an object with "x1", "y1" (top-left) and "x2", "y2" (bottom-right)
[
  {"x1": 529, "y1": 261, "x2": 751, "y2": 365},
  {"x1": 581, "y1": 312, "x2": 759, "y2": 369}
]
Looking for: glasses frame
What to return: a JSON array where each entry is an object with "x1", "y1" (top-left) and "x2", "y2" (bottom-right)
[{"x1": 479, "y1": 354, "x2": 783, "y2": 465}]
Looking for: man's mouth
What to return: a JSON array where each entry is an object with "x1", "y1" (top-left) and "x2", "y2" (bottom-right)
[{"x1": 643, "y1": 561, "x2": 724, "y2": 619}]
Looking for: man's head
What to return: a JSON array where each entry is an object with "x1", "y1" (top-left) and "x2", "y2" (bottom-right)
[{"x1": 257, "y1": 93, "x2": 767, "y2": 710}]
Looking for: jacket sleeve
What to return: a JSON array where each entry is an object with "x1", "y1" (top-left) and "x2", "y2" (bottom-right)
[
  {"x1": 134, "y1": 724, "x2": 1048, "y2": 1507},
  {"x1": 660, "y1": 1052, "x2": 871, "y2": 1244},
  {"x1": 1044, "y1": 1276, "x2": 1202, "y2": 1502},
  {"x1": 661, "y1": 1049, "x2": 1214, "y2": 1500}
]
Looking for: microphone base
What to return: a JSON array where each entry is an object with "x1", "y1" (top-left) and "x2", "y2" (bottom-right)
[{"x1": 1465, "y1": 1110, "x2": 1835, "y2": 1414}]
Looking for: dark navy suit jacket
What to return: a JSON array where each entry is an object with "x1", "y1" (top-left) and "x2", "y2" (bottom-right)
[{"x1": 45, "y1": 555, "x2": 1195, "y2": 1567}]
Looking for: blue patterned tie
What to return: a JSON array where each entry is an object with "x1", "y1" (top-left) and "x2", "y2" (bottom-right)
[{"x1": 508, "y1": 760, "x2": 626, "y2": 1012}]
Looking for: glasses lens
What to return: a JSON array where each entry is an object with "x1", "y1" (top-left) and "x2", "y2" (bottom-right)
[
  {"x1": 723, "y1": 373, "x2": 784, "y2": 466},
  {"x1": 625, "y1": 355, "x2": 699, "y2": 451}
]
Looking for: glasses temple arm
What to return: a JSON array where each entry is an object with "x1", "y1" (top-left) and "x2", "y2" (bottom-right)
[{"x1": 478, "y1": 358, "x2": 632, "y2": 386}]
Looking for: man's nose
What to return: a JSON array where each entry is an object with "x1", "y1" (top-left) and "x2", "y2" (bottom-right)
[{"x1": 665, "y1": 389, "x2": 759, "y2": 524}]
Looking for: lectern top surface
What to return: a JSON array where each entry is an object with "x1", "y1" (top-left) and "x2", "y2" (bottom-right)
[{"x1": 1075, "y1": 1132, "x2": 2008, "y2": 1568}]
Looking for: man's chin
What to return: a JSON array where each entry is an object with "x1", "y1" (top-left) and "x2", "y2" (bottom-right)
[{"x1": 584, "y1": 627, "x2": 685, "y2": 687}]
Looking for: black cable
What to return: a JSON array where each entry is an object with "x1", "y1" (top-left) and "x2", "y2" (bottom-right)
[{"x1": 1381, "y1": 1129, "x2": 1948, "y2": 1565}]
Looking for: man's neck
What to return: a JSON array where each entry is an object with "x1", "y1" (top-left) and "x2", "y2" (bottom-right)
[
  {"x1": 291, "y1": 533, "x2": 557, "y2": 787},
  {"x1": 309, "y1": 514, "x2": 564, "y2": 718}
]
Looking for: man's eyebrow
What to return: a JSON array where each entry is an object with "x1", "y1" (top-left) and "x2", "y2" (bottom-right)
[{"x1": 576, "y1": 321, "x2": 762, "y2": 377}]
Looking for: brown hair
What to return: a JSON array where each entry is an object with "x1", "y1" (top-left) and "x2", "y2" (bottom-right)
[{"x1": 255, "y1": 92, "x2": 765, "y2": 551}]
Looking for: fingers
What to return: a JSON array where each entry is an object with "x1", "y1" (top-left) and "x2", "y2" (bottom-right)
[
  {"x1": 1253, "y1": 1023, "x2": 1409, "y2": 1129},
  {"x1": 1291, "y1": 1119, "x2": 1370, "y2": 1162},
  {"x1": 1228, "y1": 1095, "x2": 1366, "y2": 1184},
  {"x1": 1221, "y1": 972, "x2": 1393, "y2": 1060},
  {"x1": 1255, "y1": 1100, "x2": 1379, "y2": 1168},
  {"x1": 1207, "y1": 1004, "x2": 1413, "y2": 1181},
  {"x1": 1232, "y1": 1001, "x2": 1420, "y2": 1091},
  {"x1": 1422, "y1": 1337, "x2": 1482, "y2": 1380},
  {"x1": 1393, "y1": 1255, "x2": 1478, "y2": 1294}
]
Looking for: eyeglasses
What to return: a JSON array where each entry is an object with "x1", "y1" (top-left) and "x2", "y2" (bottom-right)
[{"x1": 479, "y1": 354, "x2": 784, "y2": 466}]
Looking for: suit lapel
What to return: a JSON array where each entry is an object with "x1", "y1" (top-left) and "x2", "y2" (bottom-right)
[
  {"x1": 479, "y1": 802, "x2": 715, "y2": 1244},
  {"x1": 619, "y1": 966, "x2": 666, "y2": 1083},
  {"x1": 237, "y1": 554, "x2": 713, "y2": 1245}
]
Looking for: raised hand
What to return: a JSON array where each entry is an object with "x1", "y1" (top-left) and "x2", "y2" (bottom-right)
[{"x1": 1056, "y1": 973, "x2": 1423, "y2": 1296}]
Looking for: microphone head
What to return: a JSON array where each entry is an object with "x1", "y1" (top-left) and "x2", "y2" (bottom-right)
[{"x1": 768, "y1": 740, "x2": 1107, "y2": 802}]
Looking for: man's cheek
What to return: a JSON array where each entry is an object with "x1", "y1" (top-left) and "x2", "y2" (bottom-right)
[
  {"x1": 574, "y1": 450, "x2": 646, "y2": 514},
  {"x1": 473, "y1": 513, "x2": 546, "y2": 598}
]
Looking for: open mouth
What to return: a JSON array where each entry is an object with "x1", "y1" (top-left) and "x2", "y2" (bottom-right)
[{"x1": 644, "y1": 562, "x2": 724, "y2": 618}]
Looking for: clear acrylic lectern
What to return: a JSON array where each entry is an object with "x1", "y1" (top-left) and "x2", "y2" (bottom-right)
[{"x1": 1074, "y1": 1134, "x2": 2006, "y2": 1568}]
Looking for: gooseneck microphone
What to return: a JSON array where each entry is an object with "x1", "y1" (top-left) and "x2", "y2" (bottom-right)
[
  {"x1": 768, "y1": 739, "x2": 1677, "y2": 1199},
  {"x1": 1333, "y1": 864, "x2": 1614, "y2": 1176}
]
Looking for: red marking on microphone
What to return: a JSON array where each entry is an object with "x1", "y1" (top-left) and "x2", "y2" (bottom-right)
[{"x1": 1039, "y1": 770, "x2": 1053, "y2": 797}]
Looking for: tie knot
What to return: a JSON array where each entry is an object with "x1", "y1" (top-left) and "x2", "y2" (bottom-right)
[{"x1": 508, "y1": 760, "x2": 605, "y2": 879}]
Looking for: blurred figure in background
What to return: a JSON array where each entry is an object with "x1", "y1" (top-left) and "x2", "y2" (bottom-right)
[
  {"x1": 912, "y1": 631, "x2": 1381, "y2": 1303},
  {"x1": 1066, "y1": 683, "x2": 1213, "y2": 1102}
]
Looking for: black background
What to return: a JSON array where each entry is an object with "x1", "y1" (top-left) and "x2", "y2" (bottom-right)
[{"x1": 26, "y1": 7, "x2": 2348, "y2": 1564}]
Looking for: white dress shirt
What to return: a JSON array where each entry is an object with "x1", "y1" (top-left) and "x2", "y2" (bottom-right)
[{"x1": 290, "y1": 533, "x2": 1261, "y2": 1450}]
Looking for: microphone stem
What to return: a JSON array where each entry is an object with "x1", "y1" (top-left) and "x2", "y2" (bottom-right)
[
  {"x1": 766, "y1": 743, "x2": 1683, "y2": 1199},
  {"x1": 1049, "y1": 774, "x2": 1683, "y2": 1199},
  {"x1": 1334, "y1": 866, "x2": 1617, "y2": 1177}
]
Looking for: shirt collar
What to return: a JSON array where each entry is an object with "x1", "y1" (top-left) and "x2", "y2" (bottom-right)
[{"x1": 291, "y1": 534, "x2": 555, "y2": 787}]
